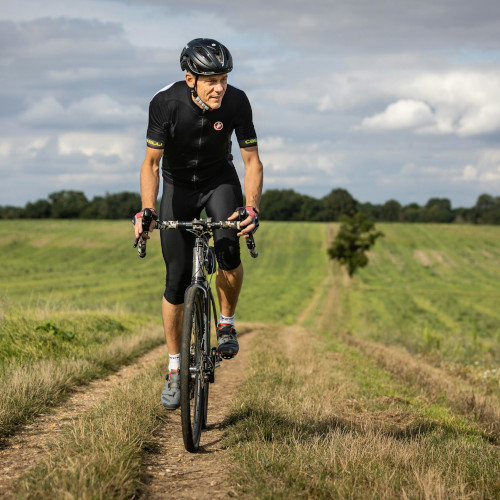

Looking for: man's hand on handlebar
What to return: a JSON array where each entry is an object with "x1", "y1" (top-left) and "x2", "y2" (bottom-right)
[
  {"x1": 228, "y1": 206, "x2": 259, "y2": 238},
  {"x1": 133, "y1": 208, "x2": 157, "y2": 241}
]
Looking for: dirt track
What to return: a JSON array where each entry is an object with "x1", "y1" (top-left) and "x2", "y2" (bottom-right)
[
  {"x1": 141, "y1": 331, "x2": 253, "y2": 499},
  {"x1": 0, "y1": 329, "x2": 254, "y2": 499}
]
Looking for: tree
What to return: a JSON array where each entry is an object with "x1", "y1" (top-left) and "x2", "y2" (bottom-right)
[
  {"x1": 317, "y1": 188, "x2": 359, "y2": 221},
  {"x1": 380, "y1": 199, "x2": 402, "y2": 222},
  {"x1": 82, "y1": 191, "x2": 141, "y2": 219},
  {"x1": 471, "y1": 193, "x2": 500, "y2": 224},
  {"x1": 48, "y1": 190, "x2": 89, "y2": 218},
  {"x1": 328, "y1": 212, "x2": 384, "y2": 277},
  {"x1": 259, "y1": 189, "x2": 307, "y2": 220},
  {"x1": 422, "y1": 197, "x2": 454, "y2": 223},
  {"x1": 0, "y1": 206, "x2": 25, "y2": 219},
  {"x1": 402, "y1": 202, "x2": 422, "y2": 222},
  {"x1": 359, "y1": 202, "x2": 382, "y2": 221},
  {"x1": 24, "y1": 199, "x2": 51, "y2": 218}
]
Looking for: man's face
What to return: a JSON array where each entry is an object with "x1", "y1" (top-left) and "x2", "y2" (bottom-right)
[{"x1": 186, "y1": 73, "x2": 228, "y2": 109}]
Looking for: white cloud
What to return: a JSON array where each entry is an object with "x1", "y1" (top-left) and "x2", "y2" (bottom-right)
[
  {"x1": 27, "y1": 137, "x2": 50, "y2": 158},
  {"x1": 462, "y1": 164, "x2": 478, "y2": 181},
  {"x1": 21, "y1": 97, "x2": 66, "y2": 124},
  {"x1": 22, "y1": 95, "x2": 144, "y2": 128},
  {"x1": 58, "y1": 132, "x2": 137, "y2": 162},
  {"x1": 253, "y1": 136, "x2": 351, "y2": 190},
  {"x1": 361, "y1": 70, "x2": 500, "y2": 136},
  {"x1": 452, "y1": 150, "x2": 500, "y2": 187},
  {"x1": 0, "y1": 140, "x2": 12, "y2": 159},
  {"x1": 361, "y1": 99, "x2": 435, "y2": 131},
  {"x1": 258, "y1": 136, "x2": 286, "y2": 151},
  {"x1": 476, "y1": 150, "x2": 500, "y2": 183}
]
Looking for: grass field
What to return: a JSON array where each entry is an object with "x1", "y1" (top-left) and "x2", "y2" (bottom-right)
[
  {"x1": 329, "y1": 224, "x2": 500, "y2": 370},
  {"x1": 1, "y1": 220, "x2": 499, "y2": 498},
  {"x1": 0, "y1": 220, "x2": 326, "y2": 438},
  {"x1": 0, "y1": 219, "x2": 327, "y2": 322}
]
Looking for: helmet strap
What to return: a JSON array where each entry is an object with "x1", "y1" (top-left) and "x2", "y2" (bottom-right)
[{"x1": 191, "y1": 75, "x2": 212, "y2": 111}]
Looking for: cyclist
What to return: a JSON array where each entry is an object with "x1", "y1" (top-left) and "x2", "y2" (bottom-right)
[{"x1": 133, "y1": 38, "x2": 263, "y2": 411}]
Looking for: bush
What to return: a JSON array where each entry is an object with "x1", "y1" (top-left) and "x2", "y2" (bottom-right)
[{"x1": 328, "y1": 212, "x2": 384, "y2": 277}]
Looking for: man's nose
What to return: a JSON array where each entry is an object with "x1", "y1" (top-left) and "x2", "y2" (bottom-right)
[{"x1": 214, "y1": 82, "x2": 224, "y2": 93}]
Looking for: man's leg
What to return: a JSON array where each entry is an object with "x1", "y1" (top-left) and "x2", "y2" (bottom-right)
[
  {"x1": 160, "y1": 298, "x2": 183, "y2": 410},
  {"x1": 216, "y1": 263, "x2": 243, "y2": 317},
  {"x1": 203, "y1": 173, "x2": 244, "y2": 358},
  {"x1": 215, "y1": 263, "x2": 243, "y2": 358},
  {"x1": 162, "y1": 297, "x2": 183, "y2": 354}
]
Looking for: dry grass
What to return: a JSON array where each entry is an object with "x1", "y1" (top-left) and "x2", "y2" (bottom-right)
[
  {"x1": 0, "y1": 325, "x2": 163, "y2": 437},
  {"x1": 342, "y1": 332, "x2": 500, "y2": 442},
  {"x1": 223, "y1": 325, "x2": 500, "y2": 499},
  {"x1": 15, "y1": 358, "x2": 167, "y2": 500}
]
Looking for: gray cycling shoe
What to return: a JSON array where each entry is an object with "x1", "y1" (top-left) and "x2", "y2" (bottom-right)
[
  {"x1": 217, "y1": 324, "x2": 239, "y2": 359},
  {"x1": 161, "y1": 370, "x2": 180, "y2": 410}
]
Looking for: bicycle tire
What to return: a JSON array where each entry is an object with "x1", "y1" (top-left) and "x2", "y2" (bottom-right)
[
  {"x1": 180, "y1": 286, "x2": 206, "y2": 452},
  {"x1": 201, "y1": 379, "x2": 209, "y2": 429},
  {"x1": 202, "y1": 289, "x2": 216, "y2": 429}
]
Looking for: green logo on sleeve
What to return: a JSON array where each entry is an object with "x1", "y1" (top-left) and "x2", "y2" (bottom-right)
[
  {"x1": 244, "y1": 138, "x2": 258, "y2": 145},
  {"x1": 147, "y1": 138, "x2": 164, "y2": 148}
]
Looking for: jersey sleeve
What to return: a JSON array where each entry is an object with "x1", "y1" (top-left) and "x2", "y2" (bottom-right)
[
  {"x1": 146, "y1": 96, "x2": 167, "y2": 149},
  {"x1": 234, "y1": 92, "x2": 258, "y2": 149}
]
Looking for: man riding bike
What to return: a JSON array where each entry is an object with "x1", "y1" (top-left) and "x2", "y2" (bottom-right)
[{"x1": 133, "y1": 38, "x2": 263, "y2": 410}]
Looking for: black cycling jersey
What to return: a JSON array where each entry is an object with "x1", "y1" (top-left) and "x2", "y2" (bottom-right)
[{"x1": 146, "y1": 81, "x2": 258, "y2": 187}]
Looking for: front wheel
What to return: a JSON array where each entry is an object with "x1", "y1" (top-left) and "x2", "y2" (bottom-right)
[{"x1": 180, "y1": 287, "x2": 206, "y2": 452}]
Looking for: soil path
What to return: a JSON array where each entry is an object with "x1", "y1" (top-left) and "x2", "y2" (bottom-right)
[
  {"x1": 140, "y1": 329, "x2": 255, "y2": 499},
  {"x1": 0, "y1": 339, "x2": 168, "y2": 499}
]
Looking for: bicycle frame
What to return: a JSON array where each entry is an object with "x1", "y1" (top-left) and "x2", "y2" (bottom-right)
[{"x1": 185, "y1": 232, "x2": 219, "y2": 383}]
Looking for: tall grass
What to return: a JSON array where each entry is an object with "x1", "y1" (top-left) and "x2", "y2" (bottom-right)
[
  {"x1": 0, "y1": 323, "x2": 164, "y2": 437},
  {"x1": 224, "y1": 325, "x2": 500, "y2": 499},
  {"x1": 16, "y1": 358, "x2": 167, "y2": 499}
]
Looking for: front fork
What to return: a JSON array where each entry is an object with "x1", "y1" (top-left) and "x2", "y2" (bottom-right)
[
  {"x1": 188, "y1": 238, "x2": 223, "y2": 386},
  {"x1": 187, "y1": 282, "x2": 221, "y2": 386}
]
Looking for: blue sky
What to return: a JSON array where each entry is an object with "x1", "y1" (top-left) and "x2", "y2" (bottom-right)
[{"x1": 2, "y1": 0, "x2": 500, "y2": 208}]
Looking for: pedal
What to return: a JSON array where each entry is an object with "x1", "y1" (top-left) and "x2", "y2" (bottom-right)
[{"x1": 219, "y1": 352, "x2": 236, "y2": 360}]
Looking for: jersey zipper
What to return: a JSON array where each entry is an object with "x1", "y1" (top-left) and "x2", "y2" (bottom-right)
[{"x1": 195, "y1": 113, "x2": 205, "y2": 186}]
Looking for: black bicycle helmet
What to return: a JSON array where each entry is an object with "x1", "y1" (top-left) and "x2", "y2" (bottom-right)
[{"x1": 180, "y1": 38, "x2": 233, "y2": 76}]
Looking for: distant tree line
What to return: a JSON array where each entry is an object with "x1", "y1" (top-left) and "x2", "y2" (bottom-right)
[
  {"x1": 259, "y1": 189, "x2": 500, "y2": 224},
  {"x1": 0, "y1": 191, "x2": 141, "y2": 220},
  {"x1": 1, "y1": 188, "x2": 500, "y2": 224}
]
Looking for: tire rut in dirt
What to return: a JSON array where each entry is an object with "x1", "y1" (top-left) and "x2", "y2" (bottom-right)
[{"x1": 141, "y1": 329, "x2": 255, "y2": 500}]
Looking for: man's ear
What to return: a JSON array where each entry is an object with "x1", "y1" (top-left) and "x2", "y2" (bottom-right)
[{"x1": 185, "y1": 72, "x2": 195, "y2": 89}]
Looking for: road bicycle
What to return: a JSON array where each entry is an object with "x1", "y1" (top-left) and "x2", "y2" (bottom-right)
[{"x1": 134, "y1": 208, "x2": 257, "y2": 452}]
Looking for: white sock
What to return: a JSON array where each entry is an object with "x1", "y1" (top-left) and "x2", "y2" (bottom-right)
[
  {"x1": 219, "y1": 313, "x2": 235, "y2": 326},
  {"x1": 169, "y1": 353, "x2": 180, "y2": 372}
]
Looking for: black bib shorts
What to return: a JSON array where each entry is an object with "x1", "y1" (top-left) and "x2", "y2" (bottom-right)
[{"x1": 160, "y1": 166, "x2": 243, "y2": 305}]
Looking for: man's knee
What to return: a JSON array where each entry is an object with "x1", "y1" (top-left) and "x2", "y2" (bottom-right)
[
  {"x1": 164, "y1": 289, "x2": 185, "y2": 305},
  {"x1": 215, "y1": 237, "x2": 241, "y2": 270}
]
